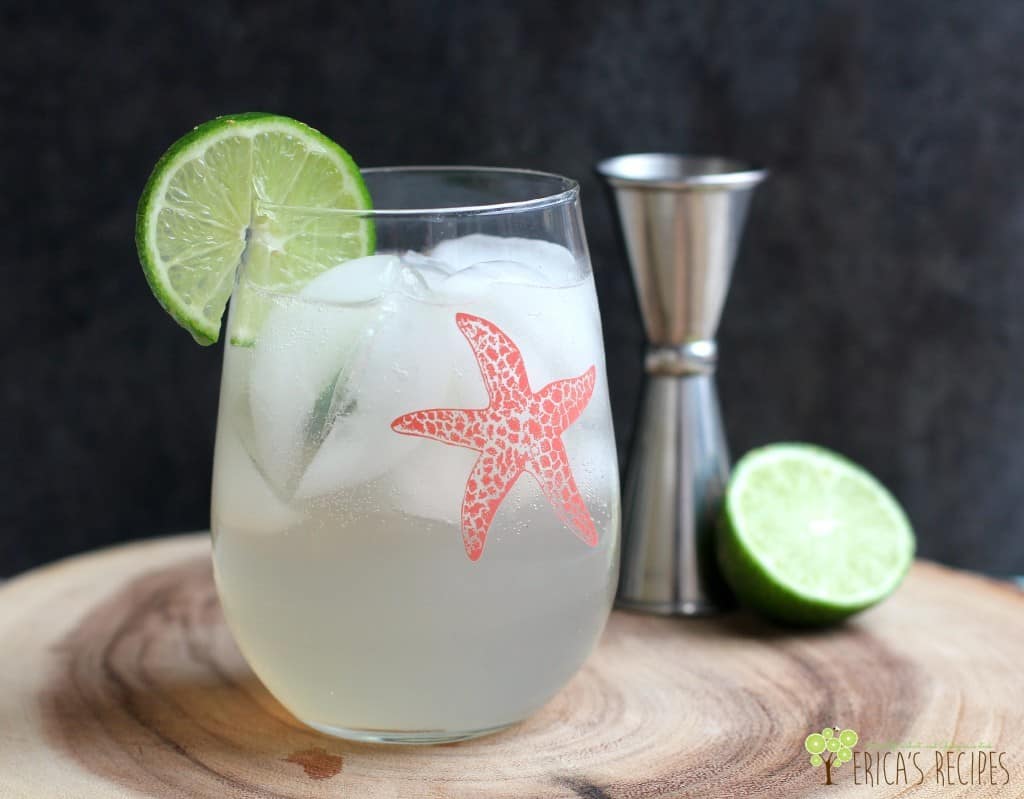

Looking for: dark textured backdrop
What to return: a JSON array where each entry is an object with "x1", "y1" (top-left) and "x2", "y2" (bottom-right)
[{"x1": 3, "y1": 0, "x2": 1023, "y2": 576}]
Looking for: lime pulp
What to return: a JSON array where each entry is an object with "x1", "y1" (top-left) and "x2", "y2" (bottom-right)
[{"x1": 717, "y1": 443, "x2": 915, "y2": 625}]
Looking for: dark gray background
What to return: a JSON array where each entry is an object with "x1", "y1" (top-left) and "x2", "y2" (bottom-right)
[{"x1": 3, "y1": 0, "x2": 1022, "y2": 577}]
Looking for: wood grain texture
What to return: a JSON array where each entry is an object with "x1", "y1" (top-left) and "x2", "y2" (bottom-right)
[{"x1": 0, "y1": 534, "x2": 1021, "y2": 798}]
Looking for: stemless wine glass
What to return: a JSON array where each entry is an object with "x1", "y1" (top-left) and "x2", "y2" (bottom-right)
[{"x1": 210, "y1": 167, "x2": 620, "y2": 743}]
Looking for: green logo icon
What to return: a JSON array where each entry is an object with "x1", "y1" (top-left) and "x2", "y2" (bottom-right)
[{"x1": 805, "y1": 727, "x2": 858, "y2": 785}]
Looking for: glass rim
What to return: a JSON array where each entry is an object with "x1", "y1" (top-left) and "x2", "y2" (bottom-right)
[{"x1": 259, "y1": 166, "x2": 580, "y2": 218}]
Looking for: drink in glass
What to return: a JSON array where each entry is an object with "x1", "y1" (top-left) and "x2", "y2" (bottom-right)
[{"x1": 210, "y1": 167, "x2": 620, "y2": 742}]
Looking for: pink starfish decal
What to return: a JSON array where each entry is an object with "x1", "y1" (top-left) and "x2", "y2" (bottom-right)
[{"x1": 391, "y1": 313, "x2": 599, "y2": 561}]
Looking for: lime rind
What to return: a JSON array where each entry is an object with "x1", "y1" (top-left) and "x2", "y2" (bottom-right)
[
  {"x1": 136, "y1": 113, "x2": 373, "y2": 345},
  {"x1": 717, "y1": 443, "x2": 915, "y2": 625}
]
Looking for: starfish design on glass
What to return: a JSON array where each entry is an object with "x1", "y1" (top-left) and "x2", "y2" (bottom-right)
[{"x1": 391, "y1": 312, "x2": 599, "y2": 561}]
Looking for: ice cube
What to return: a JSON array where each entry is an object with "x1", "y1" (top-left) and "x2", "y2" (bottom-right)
[
  {"x1": 426, "y1": 235, "x2": 600, "y2": 387},
  {"x1": 437, "y1": 259, "x2": 549, "y2": 301},
  {"x1": 388, "y1": 436, "x2": 477, "y2": 526},
  {"x1": 298, "y1": 251, "x2": 436, "y2": 302},
  {"x1": 507, "y1": 275, "x2": 606, "y2": 392},
  {"x1": 299, "y1": 253, "x2": 404, "y2": 301},
  {"x1": 429, "y1": 244, "x2": 605, "y2": 393},
  {"x1": 248, "y1": 254, "x2": 462, "y2": 500},
  {"x1": 212, "y1": 422, "x2": 300, "y2": 535},
  {"x1": 400, "y1": 250, "x2": 453, "y2": 291},
  {"x1": 429, "y1": 234, "x2": 580, "y2": 286}
]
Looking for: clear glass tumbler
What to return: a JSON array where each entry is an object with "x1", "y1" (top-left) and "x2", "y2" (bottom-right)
[{"x1": 210, "y1": 167, "x2": 620, "y2": 743}]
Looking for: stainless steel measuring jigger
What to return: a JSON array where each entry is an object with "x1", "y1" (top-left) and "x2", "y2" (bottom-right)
[{"x1": 596, "y1": 154, "x2": 766, "y2": 615}]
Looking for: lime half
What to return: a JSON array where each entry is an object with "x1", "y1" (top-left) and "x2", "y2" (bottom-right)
[
  {"x1": 136, "y1": 113, "x2": 373, "y2": 345},
  {"x1": 717, "y1": 443, "x2": 915, "y2": 625}
]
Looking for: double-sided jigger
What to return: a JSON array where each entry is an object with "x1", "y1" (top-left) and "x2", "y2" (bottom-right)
[{"x1": 596, "y1": 154, "x2": 766, "y2": 615}]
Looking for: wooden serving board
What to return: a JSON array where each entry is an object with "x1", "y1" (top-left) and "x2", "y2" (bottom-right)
[{"x1": 0, "y1": 534, "x2": 1021, "y2": 798}]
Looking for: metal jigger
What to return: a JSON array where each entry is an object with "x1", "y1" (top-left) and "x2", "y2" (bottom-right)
[{"x1": 596, "y1": 154, "x2": 766, "y2": 615}]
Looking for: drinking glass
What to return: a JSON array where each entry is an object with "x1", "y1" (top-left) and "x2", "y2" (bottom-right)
[{"x1": 210, "y1": 167, "x2": 620, "y2": 743}]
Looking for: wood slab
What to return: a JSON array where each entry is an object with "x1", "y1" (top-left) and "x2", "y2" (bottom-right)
[{"x1": 0, "y1": 534, "x2": 1021, "y2": 798}]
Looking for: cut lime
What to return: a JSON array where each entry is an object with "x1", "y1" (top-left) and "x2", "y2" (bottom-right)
[
  {"x1": 136, "y1": 113, "x2": 374, "y2": 345},
  {"x1": 717, "y1": 443, "x2": 915, "y2": 625}
]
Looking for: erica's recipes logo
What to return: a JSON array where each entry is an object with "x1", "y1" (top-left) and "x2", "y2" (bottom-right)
[
  {"x1": 801, "y1": 726, "x2": 1011, "y2": 788},
  {"x1": 805, "y1": 726, "x2": 858, "y2": 785}
]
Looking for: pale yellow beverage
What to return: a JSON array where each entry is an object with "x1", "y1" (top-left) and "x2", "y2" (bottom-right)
[{"x1": 211, "y1": 234, "x2": 620, "y2": 742}]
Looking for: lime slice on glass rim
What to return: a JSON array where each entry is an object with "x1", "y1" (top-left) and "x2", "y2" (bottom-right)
[
  {"x1": 136, "y1": 112, "x2": 374, "y2": 345},
  {"x1": 717, "y1": 443, "x2": 915, "y2": 625}
]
